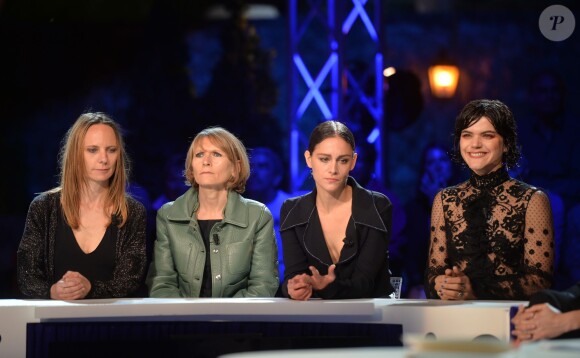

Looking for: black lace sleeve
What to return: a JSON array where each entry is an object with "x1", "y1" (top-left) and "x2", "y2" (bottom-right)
[
  {"x1": 518, "y1": 191, "x2": 554, "y2": 296},
  {"x1": 425, "y1": 191, "x2": 448, "y2": 298}
]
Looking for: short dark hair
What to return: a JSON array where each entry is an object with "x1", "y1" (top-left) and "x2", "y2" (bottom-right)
[
  {"x1": 307, "y1": 121, "x2": 355, "y2": 154},
  {"x1": 452, "y1": 99, "x2": 521, "y2": 169}
]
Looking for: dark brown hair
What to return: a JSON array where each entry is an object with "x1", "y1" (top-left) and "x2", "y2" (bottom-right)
[
  {"x1": 452, "y1": 99, "x2": 521, "y2": 169},
  {"x1": 307, "y1": 121, "x2": 356, "y2": 154}
]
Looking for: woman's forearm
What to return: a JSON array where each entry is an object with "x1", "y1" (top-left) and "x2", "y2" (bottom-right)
[{"x1": 562, "y1": 310, "x2": 580, "y2": 334}]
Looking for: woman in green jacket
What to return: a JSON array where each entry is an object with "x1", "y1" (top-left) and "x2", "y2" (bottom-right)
[{"x1": 147, "y1": 127, "x2": 279, "y2": 297}]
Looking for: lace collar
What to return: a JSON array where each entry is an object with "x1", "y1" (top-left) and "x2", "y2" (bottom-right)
[{"x1": 468, "y1": 167, "x2": 510, "y2": 190}]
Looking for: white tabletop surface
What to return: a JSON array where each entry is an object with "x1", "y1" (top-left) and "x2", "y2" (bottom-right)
[{"x1": 219, "y1": 339, "x2": 580, "y2": 358}]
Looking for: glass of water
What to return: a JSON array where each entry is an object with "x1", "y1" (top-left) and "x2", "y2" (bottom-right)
[{"x1": 389, "y1": 276, "x2": 403, "y2": 299}]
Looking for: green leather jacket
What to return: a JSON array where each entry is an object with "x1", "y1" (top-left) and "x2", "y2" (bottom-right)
[{"x1": 147, "y1": 188, "x2": 279, "y2": 297}]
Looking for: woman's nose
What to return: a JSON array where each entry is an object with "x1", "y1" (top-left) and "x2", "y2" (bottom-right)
[
  {"x1": 99, "y1": 152, "x2": 108, "y2": 164},
  {"x1": 330, "y1": 162, "x2": 338, "y2": 173},
  {"x1": 471, "y1": 136, "x2": 482, "y2": 147}
]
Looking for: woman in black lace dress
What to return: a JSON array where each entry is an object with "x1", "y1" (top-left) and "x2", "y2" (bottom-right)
[{"x1": 425, "y1": 99, "x2": 554, "y2": 300}]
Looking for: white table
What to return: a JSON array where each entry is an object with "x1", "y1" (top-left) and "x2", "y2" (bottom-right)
[
  {"x1": 220, "y1": 339, "x2": 580, "y2": 358},
  {"x1": 0, "y1": 298, "x2": 525, "y2": 357},
  {"x1": 375, "y1": 299, "x2": 523, "y2": 341}
]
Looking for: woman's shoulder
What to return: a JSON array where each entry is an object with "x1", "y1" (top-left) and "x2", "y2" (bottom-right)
[
  {"x1": 234, "y1": 192, "x2": 275, "y2": 216},
  {"x1": 231, "y1": 194, "x2": 274, "y2": 223},
  {"x1": 281, "y1": 191, "x2": 312, "y2": 210},
  {"x1": 126, "y1": 195, "x2": 147, "y2": 214},
  {"x1": 362, "y1": 189, "x2": 392, "y2": 211},
  {"x1": 240, "y1": 194, "x2": 269, "y2": 211},
  {"x1": 30, "y1": 190, "x2": 60, "y2": 207},
  {"x1": 440, "y1": 180, "x2": 469, "y2": 194},
  {"x1": 126, "y1": 194, "x2": 145, "y2": 208},
  {"x1": 367, "y1": 188, "x2": 390, "y2": 201},
  {"x1": 279, "y1": 192, "x2": 314, "y2": 230},
  {"x1": 24, "y1": 191, "x2": 60, "y2": 223},
  {"x1": 509, "y1": 178, "x2": 539, "y2": 192},
  {"x1": 512, "y1": 180, "x2": 552, "y2": 203}
]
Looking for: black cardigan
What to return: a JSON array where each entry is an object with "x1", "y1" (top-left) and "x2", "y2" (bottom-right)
[{"x1": 17, "y1": 191, "x2": 148, "y2": 299}]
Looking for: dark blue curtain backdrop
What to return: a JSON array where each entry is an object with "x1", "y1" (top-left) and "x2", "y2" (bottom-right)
[{"x1": 1, "y1": 0, "x2": 579, "y2": 298}]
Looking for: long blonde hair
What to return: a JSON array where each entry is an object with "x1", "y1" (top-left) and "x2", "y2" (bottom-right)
[{"x1": 51, "y1": 112, "x2": 130, "y2": 228}]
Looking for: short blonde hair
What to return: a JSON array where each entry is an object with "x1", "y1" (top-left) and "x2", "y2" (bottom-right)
[{"x1": 185, "y1": 127, "x2": 250, "y2": 193}]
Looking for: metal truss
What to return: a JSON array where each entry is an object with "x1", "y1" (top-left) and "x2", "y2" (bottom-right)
[{"x1": 288, "y1": 0, "x2": 384, "y2": 192}]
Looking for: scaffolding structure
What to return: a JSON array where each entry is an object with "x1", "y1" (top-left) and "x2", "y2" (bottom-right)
[{"x1": 288, "y1": 0, "x2": 384, "y2": 192}]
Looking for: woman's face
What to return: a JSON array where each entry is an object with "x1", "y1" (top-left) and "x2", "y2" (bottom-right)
[
  {"x1": 83, "y1": 124, "x2": 118, "y2": 186},
  {"x1": 305, "y1": 136, "x2": 357, "y2": 194},
  {"x1": 191, "y1": 137, "x2": 237, "y2": 191},
  {"x1": 459, "y1": 116, "x2": 506, "y2": 175}
]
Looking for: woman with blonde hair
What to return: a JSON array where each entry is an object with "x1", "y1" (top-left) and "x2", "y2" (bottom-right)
[
  {"x1": 17, "y1": 112, "x2": 147, "y2": 299},
  {"x1": 147, "y1": 127, "x2": 278, "y2": 297}
]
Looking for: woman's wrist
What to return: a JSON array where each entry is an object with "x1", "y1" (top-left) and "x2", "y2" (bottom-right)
[{"x1": 563, "y1": 310, "x2": 580, "y2": 333}]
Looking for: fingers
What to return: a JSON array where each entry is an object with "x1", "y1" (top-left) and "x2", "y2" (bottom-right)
[
  {"x1": 51, "y1": 280, "x2": 86, "y2": 300},
  {"x1": 438, "y1": 288, "x2": 465, "y2": 300},
  {"x1": 62, "y1": 271, "x2": 81, "y2": 279},
  {"x1": 288, "y1": 284, "x2": 312, "y2": 301},
  {"x1": 289, "y1": 289, "x2": 308, "y2": 301},
  {"x1": 309, "y1": 266, "x2": 321, "y2": 278},
  {"x1": 511, "y1": 306, "x2": 539, "y2": 342},
  {"x1": 511, "y1": 328, "x2": 535, "y2": 342},
  {"x1": 511, "y1": 305, "x2": 526, "y2": 324},
  {"x1": 288, "y1": 275, "x2": 310, "y2": 289},
  {"x1": 290, "y1": 265, "x2": 336, "y2": 296},
  {"x1": 289, "y1": 280, "x2": 309, "y2": 290},
  {"x1": 512, "y1": 319, "x2": 538, "y2": 341},
  {"x1": 452, "y1": 266, "x2": 465, "y2": 276},
  {"x1": 49, "y1": 271, "x2": 92, "y2": 300},
  {"x1": 307, "y1": 265, "x2": 336, "y2": 291},
  {"x1": 526, "y1": 304, "x2": 548, "y2": 314},
  {"x1": 288, "y1": 274, "x2": 313, "y2": 300},
  {"x1": 436, "y1": 273, "x2": 467, "y2": 300}
]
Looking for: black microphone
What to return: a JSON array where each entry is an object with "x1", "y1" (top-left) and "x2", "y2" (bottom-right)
[{"x1": 213, "y1": 234, "x2": 220, "y2": 245}]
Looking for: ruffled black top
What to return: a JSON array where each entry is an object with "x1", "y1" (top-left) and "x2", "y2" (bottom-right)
[{"x1": 425, "y1": 167, "x2": 554, "y2": 300}]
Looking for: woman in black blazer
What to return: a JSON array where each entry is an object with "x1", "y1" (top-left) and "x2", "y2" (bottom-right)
[{"x1": 279, "y1": 120, "x2": 394, "y2": 300}]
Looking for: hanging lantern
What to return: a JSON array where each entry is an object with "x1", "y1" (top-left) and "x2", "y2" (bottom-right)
[{"x1": 428, "y1": 63, "x2": 459, "y2": 98}]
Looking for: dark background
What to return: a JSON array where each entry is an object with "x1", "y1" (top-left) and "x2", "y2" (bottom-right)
[{"x1": 1, "y1": 0, "x2": 579, "y2": 297}]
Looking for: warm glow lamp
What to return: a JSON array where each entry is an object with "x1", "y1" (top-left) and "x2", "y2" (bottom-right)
[{"x1": 428, "y1": 64, "x2": 459, "y2": 98}]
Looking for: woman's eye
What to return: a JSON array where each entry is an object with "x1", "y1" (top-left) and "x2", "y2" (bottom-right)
[
  {"x1": 212, "y1": 152, "x2": 222, "y2": 157},
  {"x1": 319, "y1": 157, "x2": 329, "y2": 163},
  {"x1": 108, "y1": 148, "x2": 118, "y2": 154},
  {"x1": 340, "y1": 159, "x2": 349, "y2": 164},
  {"x1": 88, "y1": 148, "x2": 97, "y2": 153},
  {"x1": 195, "y1": 152, "x2": 204, "y2": 158}
]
